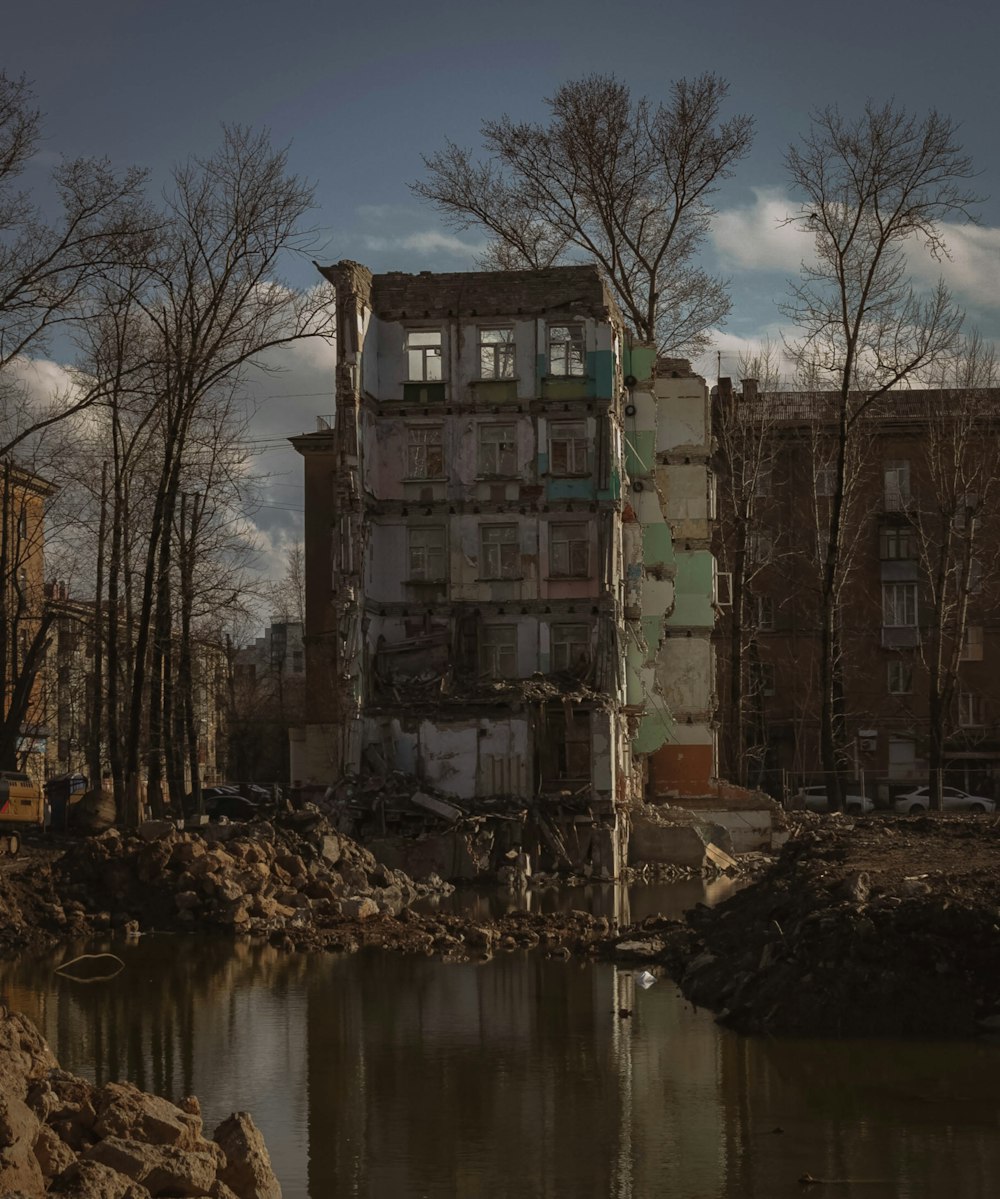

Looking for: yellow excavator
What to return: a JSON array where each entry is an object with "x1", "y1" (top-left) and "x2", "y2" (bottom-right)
[{"x1": 0, "y1": 770, "x2": 45, "y2": 856}]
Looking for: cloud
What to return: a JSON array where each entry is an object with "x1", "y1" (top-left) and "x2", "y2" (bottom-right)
[
  {"x1": 361, "y1": 229, "x2": 485, "y2": 258},
  {"x1": 905, "y1": 220, "x2": 1000, "y2": 311},
  {"x1": 713, "y1": 188, "x2": 808, "y2": 273}
]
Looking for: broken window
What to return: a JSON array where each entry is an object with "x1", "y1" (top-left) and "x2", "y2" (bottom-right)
[
  {"x1": 479, "y1": 328, "x2": 515, "y2": 379},
  {"x1": 884, "y1": 461, "x2": 911, "y2": 511},
  {"x1": 480, "y1": 524, "x2": 519, "y2": 579},
  {"x1": 548, "y1": 324, "x2": 585, "y2": 377},
  {"x1": 887, "y1": 660, "x2": 912, "y2": 694},
  {"x1": 882, "y1": 581, "x2": 917, "y2": 627},
  {"x1": 552, "y1": 623, "x2": 590, "y2": 671},
  {"x1": 550, "y1": 523, "x2": 589, "y2": 578},
  {"x1": 408, "y1": 526, "x2": 446, "y2": 581},
  {"x1": 479, "y1": 625, "x2": 517, "y2": 678},
  {"x1": 540, "y1": 710, "x2": 591, "y2": 783},
  {"x1": 406, "y1": 426, "x2": 443, "y2": 478},
  {"x1": 478, "y1": 424, "x2": 517, "y2": 476},
  {"x1": 549, "y1": 422, "x2": 589, "y2": 476},
  {"x1": 406, "y1": 330, "x2": 443, "y2": 381},
  {"x1": 880, "y1": 525, "x2": 914, "y2": 560}
]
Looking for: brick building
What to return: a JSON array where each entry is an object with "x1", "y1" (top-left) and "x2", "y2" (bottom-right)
[
  {"x1": 290, "y1": 262, "x2": 717, "y2": 867},
  {"x1": 715, "y1": 380, "x2": 1000, "y2": 804}
]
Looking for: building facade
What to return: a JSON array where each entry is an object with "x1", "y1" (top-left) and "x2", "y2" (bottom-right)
[
  {"x1": 291, "y1": 263, "x2": 717, "y2": 856},
  {"x1": 715, "y1": 380, "x2": 1000, "y2": 803}
]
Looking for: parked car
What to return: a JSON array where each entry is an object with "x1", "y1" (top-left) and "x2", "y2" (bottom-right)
[
  {"x1": 793, "y1": 785, "x2": 874, "y2": 815},
  {"x1": 893, "y1": 786, "x2": 996, "y2": 815}
]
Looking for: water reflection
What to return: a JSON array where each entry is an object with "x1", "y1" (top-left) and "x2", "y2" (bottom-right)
[{"x1": 3, "y1": 890, "x2": 1000, "y2": 1198}]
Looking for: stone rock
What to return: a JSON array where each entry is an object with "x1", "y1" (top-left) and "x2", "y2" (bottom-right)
[
  {"x1": 0, "y1": 1008, "x2": 59, "y2": 1096},
  {"x1": 137, "y1": 821, "x2": 176, "y2": 844},
  {"x1": 614, "y1": 939, "x2": 665, "y2": 960},
  {"x1": 317, "y1": 835, "x2": 341, "y2": 866},
  {"x1": 34, "y1": 1121, "x2": 79, "y2": 1178},
  {"x1": 93, "y1": 1082, "x2": 202, "y2": 1149},
  {"x1": 213, "y1": 1112, "x2": 282, "y2": 1199},
  {"x1": 340, "y1": 897, "x2": 378, "y2": 921},
  {"x1": 0, "y1": 1094, "x2": 44, "y2": 1196},
  {"x1": 51, "y1": 1158, "x2": 153, "y2": 1198},
  {"x1": 86, "y1": 1136, "x2": 219, "y2": 1197},
  {"x1": 175, "y1": 891, "x2": 202, "y2": 912}
]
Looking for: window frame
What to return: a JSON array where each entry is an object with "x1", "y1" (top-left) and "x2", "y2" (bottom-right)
[
  {"x1": 480, "y1": 523, "x2": 520, "y2": 580},
  {"x1": 880, "y1": 525, "x2": 914, "y2": 560},
  {"x1": 406, "y1": 425, "x2": 444, "y2": 479},
  {"x1": 548, "y1": 421, "x2": 589, "y2": 477},
  {"x1": 407, "y1": 525, "x2": 446, "y2": 582},
  {"x1": 549, "y1": 522, "x2": 590, "y2": 579},
  {"x1": 959, "y1": 690, "x2": 986, "y2": 728},
  {"x1": 551, "y1": 623, "x2": 591, "y2": 671},
  {"x1": 479, "y1": 624, "x2": 517, "y2": 678},
  {"x1": 406, "y1": 329, "x2": 443, "y2": 382},
  {"x1": 882, "y1": 581, "x2": 918, "y2": 628},
  {"x1": 477, "y1": 423, "x2": 517, "y2": 477},
  {"x1": 887, "y1": 659, "x2": 913, "y2": 695},
  {"x1": 884, "y1": 460, "x2": 911, "y2": 511},
  {"x1": 548, "y1": 323, "x2": 586, "y2": 378},
  {"x1": 478, "y1": 327, "x2": 516, "y2": 380}
]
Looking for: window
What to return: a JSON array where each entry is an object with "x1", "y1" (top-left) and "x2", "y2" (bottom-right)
[
  {"x1": 406, "y1": 330, "x2": 443, "y2": 381},
  {"x1": 552, "y1": 624, "x2": 590, "y2": 671},
  {"x1": 17, "y1": 510, "x2": 26, "y2": 540},
  {"x1": 480, "y1": 626, "x2": 517, "y2": 678},
  {"x1": 407, "y1": 426, "x2": 443, "y2": 478},
  {"x1": 880, "y1": 525, "x2": 914, "y2": 560},
  {"x1": 815, "y1": 463, "x2": 837, "y2": 497},
  {"x1": 755, "y1": 594, "x2": 775, "y2": 630},
  {"x1": 549, "y1": 422, "x2": 589, "y2": 476},
  {"x1": 959, "y1": 691, "x2": 985, "y2": 727},
  {"x1": 479, "y1": 328, "x2": 515, "y2": 379},
  {"x1": 408, "y1": 526, "x2": 446, "y2": 581},
  {"x1": 478, "y1": 425, "x2": 517, "y2": 476},
  {"x1": 747, "y1": 530, "x2": 773, "y2": 565},
  {"x1": 716, "y1": 571, "x2": 732, "y2": 607},
  {"x1": 548, "y1": 324, "x2": 585, "y2": 377},
  {"x1": 969, "y1": 558, "x2": 983, "y2": 595},
  {"x1": 882, "y1": 582, "x2": 917, "y2": 627},
  {"x1": 754, "y1": 465, "x2": 773, "y2": 498},
  {"x1": 953, "y1": 492, "x2": 979, "y2": 532},
  {"x1": 550, "y1": 523, "x2": 589, "y2": 578},
  {"x1": 888, "y1": 660, "x2": 913, "y2": 694},
  {"x1": 884, "y1": 461, "x2": 911, "y2": 511},
  {"x1": 480, "y1": 524, "x2": 519, "y2": 579},
  {"x1": 961, "y1": 625, "x2": 984, "y2": 662},
  {"x1": 291, "y1": 650, "x2": 304, "y2": 674},
  {"x1": 752, "y1": 661, "x2": 775, "y2": 696}
]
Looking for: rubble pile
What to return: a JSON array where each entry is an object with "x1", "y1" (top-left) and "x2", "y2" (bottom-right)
[
  {"x1": 0, "y1": 1004, "x2": 282, "y2": 1197},
  {"x1": 0, "y1": 813, "x2": 453, "y2": 957},
  {"x1": 642, "y1": 815, "x2": 1000, "y2": 1037}
]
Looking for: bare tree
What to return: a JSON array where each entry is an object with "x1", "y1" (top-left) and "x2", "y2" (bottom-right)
[
  {"x1": 782, "y1": 100, "x2": 979, "y2": 808},
  {"x1": 0, "y1": 71, "x2": 150, "y2": 459},
  {"x1": 412, "y1": 74, "x2": 753, "y2": 356}
]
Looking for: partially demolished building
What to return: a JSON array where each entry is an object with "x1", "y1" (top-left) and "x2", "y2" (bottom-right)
[{"x1": 291, "y1": 262, "x2": 717, "y2": 873}]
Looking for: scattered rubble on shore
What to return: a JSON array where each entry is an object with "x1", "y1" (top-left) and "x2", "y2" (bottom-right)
[{"x1": 0, "y1": 1003, "x2": 281, "y2": 1197}]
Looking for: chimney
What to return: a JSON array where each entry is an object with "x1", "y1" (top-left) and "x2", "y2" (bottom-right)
[
  {"x1": 718, "y1": 377, "x2": 734, "y2": 403},
  {"x1": 741, "y1": 377, "x2": 759, "y2": 401}
]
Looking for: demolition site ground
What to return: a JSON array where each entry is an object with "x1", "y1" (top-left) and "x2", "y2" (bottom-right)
[{"x1": 2, "y1": 810, "x2": 1000, "y2": 1040}]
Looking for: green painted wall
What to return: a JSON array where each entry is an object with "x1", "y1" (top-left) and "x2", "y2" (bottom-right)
[{"x1": 666, "y1": 551, "x2": 715, "y2": 627}]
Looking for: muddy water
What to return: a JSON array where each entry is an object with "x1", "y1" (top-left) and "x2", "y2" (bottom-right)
[{"x1": 3, "y1": 883, "x2": 1000, "y2": 1199}]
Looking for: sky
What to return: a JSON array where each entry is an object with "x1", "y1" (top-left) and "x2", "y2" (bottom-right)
[{"x1": 6, "y1": 0, "x2": 1000, "y2": 594}]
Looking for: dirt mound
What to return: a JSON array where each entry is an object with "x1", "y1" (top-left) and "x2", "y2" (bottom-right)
[{"x1": 648, "y1": 814, "x2": 1000, "y2": 1037}]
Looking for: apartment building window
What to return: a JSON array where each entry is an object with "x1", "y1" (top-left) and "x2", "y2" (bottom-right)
[
  {"x1": 961, "y1": 625, "x2": 984, "y2": 661},
  {"x1": 880, "y1": 525, "x2": 914, "y2": 560},
  {"x1": 552, "y1": 623, "x2": 591, "y2": 671},
  {"x1": 479, "y1": 328, "x2": 515, "y2": 379},
  {"x1": 548, "y1": 324, "x2": 585, "y2": 377},
  {"x1": 550, "y1": 523, "x2": 589, "y2": 578},
  {"x1": 882, "y1": 582, "x2": 917, "y2": 627},
  {"x1": 969, "y1": 558, "x2": 983, "y2": 594},
  {"x1": 549, "y1": 422, "x2": 588, "y2": 476},
  {"x1": 291, "y1": 650, "x2": 304, "y2": 673},
  {"x1": 407, "y1": 426, "x2": 443, "y2": 477},
  {"x1": 888, "y1": 660, "x2": 912, "y2": 694},
  {"x1": 884, "y1": 461, "x2": 911, "y2": 511},
  {"x1": 747, "y1": 529, "x2": 773, "y2": 565},
  {"x1": 953, "y1": 492, "x2": 979, "y2": 532},
  {"x1": 406, "y1": 330, "x2": 443, "y2": 381},
  {"x1": 754, "y1": 465, "x2": 773, "y2": 498},
  {"x1": 752, "y1": 661, "x2": 775, "y2": 696},
  {"x1": 815, "y1": 463, "x2": 837, "y2": 497},
  {"x1": 408, "y1": 526, "x2": 446, "y2": 581},
  {"x1": 478, "y1": 424, "x2": 517, "y2": 476},
  {"x1": 755, "y1": 594, "x2": 775, "y2": 630},
  {"x1": 480, "y1": 524, "x2": 519, "y2": 579},
  {"x1": 479, "y1": 625, "x2": 517, "y2": 678},
  {"x1": 959, "y1": 691, "x2": 985, "y2": 727}
]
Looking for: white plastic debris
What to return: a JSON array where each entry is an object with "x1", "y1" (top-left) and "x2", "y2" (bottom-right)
[{"x1": 636, "y1": 970, "x2": 656, "y2": 989}]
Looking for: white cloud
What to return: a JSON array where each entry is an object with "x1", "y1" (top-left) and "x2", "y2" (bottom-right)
[
  {"x1": 905, "y1": 220, "x2": 1000, "y2": 311},
  {"x1": 362, "y1": 229, "x2": 485, "y2": 258},
  {"x1": 713, "y1": 188, "x2": 808, "y2": 273}
]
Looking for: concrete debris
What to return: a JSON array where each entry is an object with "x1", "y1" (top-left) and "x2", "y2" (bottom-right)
[{"x1": 0, "y1": 1005, "x2": 281, "y2": 1198}]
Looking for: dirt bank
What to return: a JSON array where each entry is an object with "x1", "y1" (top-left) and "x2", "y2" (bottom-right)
[
  {"x1": 635, "y1": 813, "x2": 1000, "y2": 1037},
  {"x1": 0, "y1": 1003, "x2": 281, "y2": 1196}
]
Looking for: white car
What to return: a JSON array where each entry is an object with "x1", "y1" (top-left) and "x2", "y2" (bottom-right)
[
  {"x1": 794, "y1": 785, "x2": 874, "y2": 815},
  {"x1": 893, "y1": 786, "x2": 996, "y2": 815}
]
